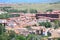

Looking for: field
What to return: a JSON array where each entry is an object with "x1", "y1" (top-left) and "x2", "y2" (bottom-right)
[{"x1": 0, "y1": 3, "x2": 60, "y2": 12}]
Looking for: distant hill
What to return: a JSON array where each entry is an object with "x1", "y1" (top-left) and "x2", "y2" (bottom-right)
[
  {"x1": 50, "y1": 1, "x2": 60, "y2": 4},
  {"x1": 0, "y1": 3, "x2": 60, "y2": 12}
]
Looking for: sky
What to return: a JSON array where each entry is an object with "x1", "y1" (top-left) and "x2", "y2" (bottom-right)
[{"x1": 0, "y1": 0, "x2": 60, "y2": 3}]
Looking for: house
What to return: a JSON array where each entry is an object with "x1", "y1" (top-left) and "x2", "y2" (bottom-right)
[
  {"x1": 48, "y1": 28, "x2": 60, "y2": 40},
  {"x1": 30, "y1": 26, "x2": 46, "y2": 35},
  {"x1": 52, "y1": 10, "x2": 60, "y2": 14},
  {"x1": 0, "y1": 19, "x2": 7, "y2": 23},
  {"x1": 0, "y1": 19, "x2": 7, "y2": 26},
  {"x1": 14, "y1": 28, "x2": 29, "y2": 36},
  {"x1": 37, "y1": 16, "x2": 50, "y2": 23}
]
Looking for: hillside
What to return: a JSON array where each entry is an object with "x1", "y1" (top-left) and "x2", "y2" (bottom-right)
[{"x1": 0, "y1": 3, "x2": 60, "y2": 12}]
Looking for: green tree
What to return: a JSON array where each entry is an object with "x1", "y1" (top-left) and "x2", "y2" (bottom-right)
[
  {"x1": 7, "y1": 30, "x2": 16, "y2": 40},
  {"x1": 57, "y1": 38, "x2": 60, "y2": 40},
  {"x1": 0, "y1": 23, "x2": 5, "y2": 35},
  {"x1": 26, "y1": 34, "x2": 41, "y2": 40},
  {"x1": 46, "y1": 9, "x2": 53, "y2": 12},
  {"x1": 0, "y1": 13, "x2": 9, "y2": 19},
  {"x1": 46, "y1": 9, "x2": 53, "y2": 14},
  {"x1": 45, "y1": 22, "x2": 52, "y2": 28},
  {"x1": 30, "y1": 9, "x2": 37, "y2": 13},
  {"x1": 0, "y1": 13, "x2": 20, "y2": 19},
  {"x1": 53, "y1": 20, "x2": 60, "y2": 29},
  {"x1": 22, "y1": 9, "x2": 28, "y2": 13},
  {"x1": 0, "y1": 23, "x2": 16, "y2": 40},
  {"x1": 39, "y1": 22, "x2": 51, "y2": 28},
  {"x1": 0, "y1": 23, "x2": 8, "y2": 40},
  {"x1": 0, "y1": 34, "x2": 8, "y2": 40},
  {"x1": 16, "y1": 35, "x2": 26, "y2": 40}
]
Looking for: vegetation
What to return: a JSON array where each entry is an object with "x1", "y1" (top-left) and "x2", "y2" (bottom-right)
[
  {"x1": 0, "y1": 23, "x2": 44, "y2": 40},
  {"x1": 1, "y1": 3, "x2": 60, "y2": 12},
  {"x1": 0, "y1": 13, "x2": 20, "y2": 19},
  {"x1": 46, "y1": 9, "x2": 53, "y2": 12},
  {"x1": 39, "y1": 22, "x2": 52, "y2": 28},
  {"x1": 1, "y1": 7, "x2": 38, "y2": 13},
  {"x1": 0, "y1": 23, "x2": 8, "y2": 40},
  {"x1": 26, "y1": 34, "x2": 42, "y2": 40},
  {"x1": 38, "y1": 20, "x2": 60, "y2": 29},
  {"x1": 30, "y1": 9, "x2": 37, "y2": 13},
  {"x1": 57, "y1": 38, "x2": 60, "y2": 40},
  {"x1": 0, "y1": 3, "x2": 60, "y2": 40},
  {"x1": 8, "y1": 3, "x2": 60, "y2": 12},
  {"x1": 5, "y1": 9, "x2": 20, "y2": 13},
  {"x1": 0, "y1": 7, "x2": 11, "y2": 10},
  {"x1": 53, "y1": 20, "x2": 60, "y2": 29},
  {"x1": 0, "y1": 24, "x2": 5, "y2": 35},
  {"x1": 16, "y1": 35, "x2": 26, "y2": 40}
]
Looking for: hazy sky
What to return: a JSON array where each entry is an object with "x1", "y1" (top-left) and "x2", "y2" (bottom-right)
[{"x1": 0, "y1": 0, "x2": 60, "y2": 3}]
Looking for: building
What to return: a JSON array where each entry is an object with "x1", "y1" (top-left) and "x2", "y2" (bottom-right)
[
  {"x1": 37, "y1": 16, "x2": 50, "y2": 22},
  {"x1": 48, "y1": 28, "x2": 60, "y2": 40},
  {"x1": 0, "y1": 11, "x2": 7, "y2": 14},
  {"x1": 36, "y1": 14, "x2": 60, "y2": 22},
  {"x1": 0, "y1": 19, "x2": 7, "y2": 26}
]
